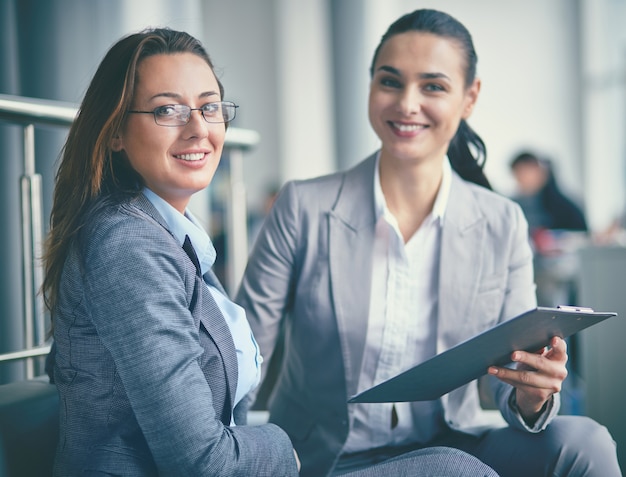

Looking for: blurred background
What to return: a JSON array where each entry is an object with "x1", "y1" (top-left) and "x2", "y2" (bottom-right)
[{"x1": 1, "y1": 0, "x2": 625, "y2": 468}]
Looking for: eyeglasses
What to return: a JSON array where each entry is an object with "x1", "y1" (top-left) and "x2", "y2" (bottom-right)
[{"x1": 127, "y1": 101, "x2": 238, "y2": 126}]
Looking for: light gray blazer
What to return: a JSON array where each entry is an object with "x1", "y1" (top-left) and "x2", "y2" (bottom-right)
[
  {"x1": 51, "y1": 194, "x2": 298, "y2": 476},
  {"x1": 237, "y1": 153, "x2": 559, "y2": 477}
]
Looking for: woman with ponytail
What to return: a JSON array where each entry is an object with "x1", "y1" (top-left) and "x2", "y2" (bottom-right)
[{"x1": 237, "y1": 9, "x2": 620, "y2": 477}]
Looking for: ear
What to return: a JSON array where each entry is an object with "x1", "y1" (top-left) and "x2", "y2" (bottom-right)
[
  {"x1": 462, "y1": 78, "x2": 481, "y2": 119},
  {"x1": 110, "y1": 134, "x2": 124, "y2": 152}
]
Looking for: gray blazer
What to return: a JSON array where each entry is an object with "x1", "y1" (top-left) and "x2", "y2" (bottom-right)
[
  {"x1": 51, "y1": 194, "x2": 298, "y2": 476},
  {"x1": 237, "y1": 154, "x2": 559, "y2": 477}
]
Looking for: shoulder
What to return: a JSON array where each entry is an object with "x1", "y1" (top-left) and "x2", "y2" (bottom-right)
[
  {"x1": 78, "y1": 195, "x2": 179, "y2": 267},
  {"x1": 280, "y1": 168, "x2": 347, "y2": 199},
  {"x1": 450, "y1": 174, "x2": 528, "y2": 232},
  {"x1": 82, "y1": 195, "x2": 170, "y2": 240},
  {"x1": 276, "y1": 154, "x2": 377, "y2": 211}
]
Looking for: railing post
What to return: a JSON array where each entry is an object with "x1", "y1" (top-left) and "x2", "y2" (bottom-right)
[
  {"x1": 20, "y1": 124, "x2": 45, "y2": 378},
  {"x1": 226, "y1": 148, "x2": 249, "y2": 295}
]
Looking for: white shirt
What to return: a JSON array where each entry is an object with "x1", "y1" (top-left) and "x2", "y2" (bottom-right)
[{"x1": 343, "y1": 155, "x2": 452, "y2": 452}]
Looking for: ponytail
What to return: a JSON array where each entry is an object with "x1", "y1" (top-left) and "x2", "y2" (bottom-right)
[{"x1": 447, "y1": 119, "x2": 491, "y2": 189}]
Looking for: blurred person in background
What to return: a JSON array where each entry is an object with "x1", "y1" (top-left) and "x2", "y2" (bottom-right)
[{"x1": 509, "y1": 150, "x2": 587, "y2": 238}]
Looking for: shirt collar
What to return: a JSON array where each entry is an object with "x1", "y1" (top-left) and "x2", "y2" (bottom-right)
[
  {"x1": 142, "y1": 188, "x2": 217, "y2": 275},
  {"x1": 373, "y1": 152, "x2": 452, "y2": 222}
]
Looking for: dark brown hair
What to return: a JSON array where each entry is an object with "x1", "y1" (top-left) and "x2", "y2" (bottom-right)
[{"x1": 370, "y1": 9, "x2": 490, "y2": 189}]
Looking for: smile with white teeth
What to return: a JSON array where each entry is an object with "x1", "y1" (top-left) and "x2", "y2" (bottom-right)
[
  {"x1": 390, "y1": 122, "x2": 423, "y2": 132},
  {"x1": 175, "y1": 152, "x2": 205, "y2": 161}
]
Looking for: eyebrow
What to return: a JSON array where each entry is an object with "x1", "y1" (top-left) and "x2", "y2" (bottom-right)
[
  {"x1": 147, "y1": 91, "x2": 219, "y2": 102},
  {"x1": 376, "y1": 65, "x2": 450, "y2": 81}
]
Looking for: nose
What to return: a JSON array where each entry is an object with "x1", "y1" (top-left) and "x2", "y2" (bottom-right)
[
  {"x1": 182, "y1": 109, "x2": 210, "y2": 139},
  {"x1": 398, "y1": 86, "x2": 421, "y2": 115}
]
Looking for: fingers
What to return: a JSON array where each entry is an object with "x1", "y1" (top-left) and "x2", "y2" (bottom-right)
[
  {"x1": 544, "y1": 336, "x2": 567, "y2": 360},
  {"x1": 513, "y1": 336, "x2": 568, "y2": 369},
  {"x1": 487, "y1": 336, "x2": 568, "y2": 392},
  {"x1": 488, "y1": 363, "x2": 566, "y2": 394},
  {"x1": 487, "y1": 337, "x2": 570, "y2": 419}
]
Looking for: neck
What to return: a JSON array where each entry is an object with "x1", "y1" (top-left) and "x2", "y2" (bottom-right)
[{"x1": 379, "y1": 153, "x2": 444, "y2": 242}]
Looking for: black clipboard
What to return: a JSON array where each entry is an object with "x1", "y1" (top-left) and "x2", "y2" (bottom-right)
[{"x1": 349, "y1": 306, "x2": 617, "y2": 403}]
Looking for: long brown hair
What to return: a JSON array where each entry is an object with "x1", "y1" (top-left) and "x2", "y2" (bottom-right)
[{"x1": 43, "y1": 28, "x2": 224, "y2": 315}]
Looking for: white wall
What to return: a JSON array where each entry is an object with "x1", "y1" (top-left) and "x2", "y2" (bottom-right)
[
  {"x1": 199, "y1": 0, "x2": 282, "y2": 210},
  {"x1": 199, "y1": 0, "x2": 336, "y2": 211},
  {"x1": 580, "y1": 0, "x2": 626, "y2": 230}
]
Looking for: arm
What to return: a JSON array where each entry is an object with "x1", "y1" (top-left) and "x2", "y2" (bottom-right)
[
  {"x1": 488, "y1": 203, "x2": 562, "y2": 431},
  {"x1": 83, "y1": 214, "x2": 298, "y2": 476},
  {"x1": 236, "y1": 182, "x2": 299, "y2": 395}
]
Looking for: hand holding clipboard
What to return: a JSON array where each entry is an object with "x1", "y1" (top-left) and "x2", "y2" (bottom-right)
[{"x1": 349, "y1": 306, "x2": 617, "y2": 403}]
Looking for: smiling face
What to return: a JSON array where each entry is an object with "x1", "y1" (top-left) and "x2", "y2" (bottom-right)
[
  {"x1": 368, "y1": 31, "x2": 480, "y2": 168},
  {"x1": 112, "y1": 52, "x2": 225, "y2": 212}
]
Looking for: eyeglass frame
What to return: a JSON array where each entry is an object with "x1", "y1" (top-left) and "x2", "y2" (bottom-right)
[{"x1": 127, "y1": 101, "x2": 238, "y2": 126}]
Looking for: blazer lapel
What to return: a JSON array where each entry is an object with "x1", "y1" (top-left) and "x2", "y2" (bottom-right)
[
  {"x1": 203, "y1": 269, "x2": 228, "y2": 296},
  {"x1": 329, "y1": 155, "x2": 378, "y2": 398},
  {"x1": 181, "y1": 236, "x2": 238, "y2": 417},
  {"x1": 131, "y1": 194, "x2": 238, "y2": 418},
  {"x1": 437, "y1": 174, "x2": 487, "y2": 351},
  {"x1": 196, "y1": 286, "x2": 238, "y2": 422},
  {"x1": 183, "y1": 235, "x2": 202, "y2": 277}
]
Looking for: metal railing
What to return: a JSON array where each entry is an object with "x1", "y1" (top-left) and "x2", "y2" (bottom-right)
[{"x1": 0, "y1": 93, "x2": 258, "y2": 376}]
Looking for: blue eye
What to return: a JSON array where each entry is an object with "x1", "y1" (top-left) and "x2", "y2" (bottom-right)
[
  {"x1": 380, "y1": 77, "x2": 402, "y2": 88},
  {"x1": 201, "y1": 103, "x2": 221, "y2": 116},
  {"x1": 154, "y1": 105, "x2": 179, "y2": 117},
  {"x1": 424, "y1": 83, "x2": 445, "y2": 92}
]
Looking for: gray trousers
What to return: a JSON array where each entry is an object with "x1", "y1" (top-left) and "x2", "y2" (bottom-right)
[
  {"x1": 335, "y1": 446, "x2": 499, "y2": 476},
  {"x1": 335, "y1": 416, "x2": 620, "y2": 477},
  {"x1": 447, "y1": 416, "x2": 620, "y2": 477}
]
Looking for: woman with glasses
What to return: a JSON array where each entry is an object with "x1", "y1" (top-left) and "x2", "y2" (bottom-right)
[
  {"x1": 237, "y1": 8, "x2": 621, "y2": 477},
  {"x1": 43, "y1": 28, "x2": 299, "y2": 476}
]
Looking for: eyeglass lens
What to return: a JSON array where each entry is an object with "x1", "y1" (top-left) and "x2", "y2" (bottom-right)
[{"x1": 154, "y1": 102, "x2": 236, "y2": 125}]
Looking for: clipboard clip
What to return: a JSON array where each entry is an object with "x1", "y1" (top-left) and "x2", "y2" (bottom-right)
[{"x1": 556, "y1": 305, "x2": 594, "y2": 313}]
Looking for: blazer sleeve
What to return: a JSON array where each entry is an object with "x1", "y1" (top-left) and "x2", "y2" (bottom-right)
[
  {"x1": 82, "y1": 212, "x2": 298, "y2": 476},
  {"x1": 490, "y1": 202, "x2": 560, "y2": 432},
  {"x1": 236, "y1": 182, "x2": 300, "y2": 390}
]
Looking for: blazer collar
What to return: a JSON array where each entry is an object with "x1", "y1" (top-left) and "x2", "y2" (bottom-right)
[
  {"x1": 128, "y1": 193, "x2": 171, "y2": 231},
  {"x1": 443, "y1": 173, "x2": 485, "y2": 232},
  {"x1": 328, "y1": 153, "x2": 378, "y2": 398},
  {"x1": 331, "y1": 153, "x2": 379, "y2": 231},
  {"x1": 437, "y1": 174, "x2": 487, "y2": 350}
]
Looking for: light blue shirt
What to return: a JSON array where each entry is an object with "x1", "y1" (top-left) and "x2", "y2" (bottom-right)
[{"x1": 142, "y1": 188, "x2": 262, "y2": 414}]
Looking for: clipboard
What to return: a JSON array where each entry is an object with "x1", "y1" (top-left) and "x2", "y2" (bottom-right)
[{"x1": 349, "y1": 306, "x2": 617, "y2": 403}]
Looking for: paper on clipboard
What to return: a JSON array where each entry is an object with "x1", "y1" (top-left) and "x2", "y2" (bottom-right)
[{"x1": 348, "y1": 306, "x2": 617, "y2": 403}]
